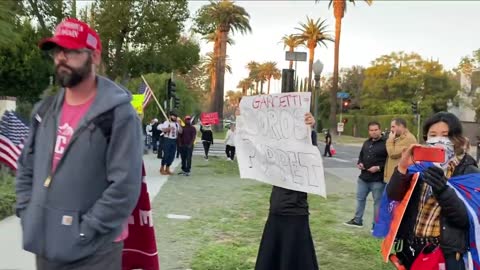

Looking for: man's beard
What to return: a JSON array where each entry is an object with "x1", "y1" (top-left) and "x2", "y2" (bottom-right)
[{"x1": 55, "y1": 57, "x2": 92, "y2": 88}]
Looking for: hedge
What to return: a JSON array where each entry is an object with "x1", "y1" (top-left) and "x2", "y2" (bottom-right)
[
  {"x1": 319, "y1": 114, "x2": 423, "y2": 140},
  {"x1": 0, "y1": 168, "x2": 16, "y2": 220}
]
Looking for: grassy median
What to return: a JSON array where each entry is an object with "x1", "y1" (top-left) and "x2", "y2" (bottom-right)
[{"x1": 152, "y1": 156, "x2": 394, "y2": 270}]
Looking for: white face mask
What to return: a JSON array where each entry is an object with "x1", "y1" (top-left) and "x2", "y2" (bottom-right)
[{"x1": 426, "y1": 136, "x2": 455, "y2": 169}]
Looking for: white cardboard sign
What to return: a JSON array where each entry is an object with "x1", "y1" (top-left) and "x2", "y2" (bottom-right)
[{"x1": 235, "y1": 93, "x2": 326, "y2": 197}]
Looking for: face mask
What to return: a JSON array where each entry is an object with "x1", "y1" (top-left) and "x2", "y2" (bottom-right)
[{"x1": 426, "y1": 136, "x2": 455, "y2": 169}]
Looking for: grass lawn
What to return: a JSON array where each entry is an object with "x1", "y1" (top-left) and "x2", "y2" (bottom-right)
[{"x1": 153, "y1": 157, "x2": 394, "y2": 270}]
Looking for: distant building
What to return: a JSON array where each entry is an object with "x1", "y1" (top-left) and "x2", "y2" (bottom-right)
[{"x1": 447, "y1": 71, "x2": 480, "y2": 122}]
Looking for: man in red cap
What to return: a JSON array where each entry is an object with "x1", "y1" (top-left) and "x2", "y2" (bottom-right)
[
  {"x1": 178, "y1": 115, "x2": 197, "y2": 176},
  {"x1": 15, "y1": 18, "x2": 143, "y2": 270}
]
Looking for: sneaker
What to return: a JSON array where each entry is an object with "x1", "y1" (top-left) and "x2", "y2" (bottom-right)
[
  {"x1": 178, "y1": 171, "x2": 185, "y2": 175},
  {"x1": 184, "y1": 172, "x2": 190, "y2": 176},
  {"x1": 343, "y1": 219, "x2": 363, "y2": 228}
]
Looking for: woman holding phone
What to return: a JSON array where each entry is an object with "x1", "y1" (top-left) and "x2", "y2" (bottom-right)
[{"x1": 386, "y1": 112, "x2": 479, "y2": 270}]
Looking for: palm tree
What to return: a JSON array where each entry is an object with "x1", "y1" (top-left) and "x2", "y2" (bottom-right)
[
  {"x1": 237, "y1": 78, "x2": 254, "y2": 96},
  {"x1": 295, "y1": 17, "x2": 333, "y2": 92},
  {"x1": 246, "y1": 61, "x2": 263, "y2": 94},
  {"x1": 280, "y1": 34, "x2": 303, "y2": 69},
  {"x1": 200, "y1": 52, "x2": 232, "y2": 98},
  {"x1": 260, "y1": 61, "x2": 281, "y2": 94},
  {"x1": 318, "y1": 0, "x2": 372, "y2": 131},
  {"x1": 202, "y1": 32, "x2": 236, "y2": 97},
  {"x1": 198, "y1": 0, "x2": 251, "y2": 122}
]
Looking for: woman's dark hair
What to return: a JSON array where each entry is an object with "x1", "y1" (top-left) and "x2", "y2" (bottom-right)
[{"x1": 422, "y1": 112, "x2": 466, "y2": 154}]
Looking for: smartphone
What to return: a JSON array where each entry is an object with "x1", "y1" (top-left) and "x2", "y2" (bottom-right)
[{"x1": 412, "y1": 146, "x2": 445, "y2": 163}]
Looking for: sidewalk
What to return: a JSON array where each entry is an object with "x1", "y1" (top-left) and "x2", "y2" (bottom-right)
[{"x1": 0, "y1": 154, "x2": 178, "y2": 270}]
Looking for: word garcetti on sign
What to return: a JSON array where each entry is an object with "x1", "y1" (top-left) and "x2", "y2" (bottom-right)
[{"x1": 251, "y1": 94, "x2": 309, "y2": 110}]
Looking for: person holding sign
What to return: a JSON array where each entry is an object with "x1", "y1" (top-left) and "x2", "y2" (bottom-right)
[
  {"x1": 254, "y1": 112, "x2": 319, "y2": 270},
  {"x1": 200, "y1": 124, "x2": 214, "y2": 161},
  {"x1": 386, "y1": 112, "x2": 478, "y2": 270}
]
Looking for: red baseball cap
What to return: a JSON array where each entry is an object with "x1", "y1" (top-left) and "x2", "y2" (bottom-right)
[{"x1": 38, "y1": 18, "x2": 102, "y2": 52}]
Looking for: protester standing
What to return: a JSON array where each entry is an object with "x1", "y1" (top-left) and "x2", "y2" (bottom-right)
[
  {"x1": 384, "y1": 118, "x2": 417, "y2": 183},
  {"x1": 15, "y1": 18, "x2": 143, "y2": 270},
  {"x1": 324, "y1": 130, "x2": 332, "y2": 157},
  {"x1": 151, "y1": 118, "x2": 160, "y2": 154},
  {"x1": 255, "y1": 112, "x2": 319, "y2": 270},
  {"x1": 225, "y1": 124, "x2": 236, "y2": 161},
  {"x1": 344, "y1": 121, "x2": 387, "y2": 230},
  {"x1": 178, "y1": 116, "x2": 196, "y2": 176},
  {"x1": 159, "y1": 111, "x2": 182, "y2": 175},
  {"x1": 200, "y1": 124, "x2": 214, "y2": 161}
]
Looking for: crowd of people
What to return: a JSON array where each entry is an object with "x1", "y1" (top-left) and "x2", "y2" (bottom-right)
[{"x1": 13, "y1": 17, "x2": 480, "y2": 270}]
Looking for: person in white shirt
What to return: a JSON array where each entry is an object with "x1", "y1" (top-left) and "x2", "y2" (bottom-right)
[
  {"x1": 159, "y1": 111, "x2": 182, "y2": 175},
  {"x1": 145, "y1": 119, "x2": 153, "y2": 150},
  {"x1": 225, "y1": 124, "x2": 236, "y2": 161}
]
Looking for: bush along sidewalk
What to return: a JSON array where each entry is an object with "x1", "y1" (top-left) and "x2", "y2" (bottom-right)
[
  {"x1": 0, "y1": 167, "x2": 16, "y2": 220},
  {"x1": 152, "y1": 156, "x2": 394, "y2": 270}
]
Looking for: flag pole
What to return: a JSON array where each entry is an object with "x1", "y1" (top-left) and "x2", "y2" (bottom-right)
[{"x1": 141, "y1": 75, "x2": 168, "y2": 121}]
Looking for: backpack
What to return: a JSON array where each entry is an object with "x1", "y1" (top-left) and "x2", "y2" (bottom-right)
[{"x1": 29, "y1": 96, "x2": 114, "y2": 153}]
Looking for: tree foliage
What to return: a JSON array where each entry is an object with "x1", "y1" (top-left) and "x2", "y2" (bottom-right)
[{"x1": 361, "y1": 51, "x2": 459, "y2": 116}]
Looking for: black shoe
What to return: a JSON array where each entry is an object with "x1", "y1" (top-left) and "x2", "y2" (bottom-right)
[{"x1": 343, "y1": 219, "x2": 363, "y2": 228}]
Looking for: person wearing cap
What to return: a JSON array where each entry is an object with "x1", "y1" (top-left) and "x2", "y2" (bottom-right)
[
  {"x1": 178, "y1": 115, "x2": 197, "y2": 176},
  {"x1": 159, "y1": 110, "x2": 183, "y2": 175},
  {"x1": 15, "y1": 18, "x2": 143, "y2": 270}
]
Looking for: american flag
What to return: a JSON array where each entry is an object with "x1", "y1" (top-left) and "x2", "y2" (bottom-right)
[
  {"x1": 0, "y1": 111, "x2": 29, "y2": 170},
  {"x1": 138, "y1": 81, "x2": 153, "y2": 109}
]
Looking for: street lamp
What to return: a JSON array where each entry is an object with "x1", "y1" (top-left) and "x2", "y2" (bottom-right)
[{"x1": 312, "y1": 59, "x2": 324, "y2": 131}]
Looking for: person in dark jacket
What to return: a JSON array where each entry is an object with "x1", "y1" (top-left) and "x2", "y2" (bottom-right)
[
  {"x1": 386, "y1": 112, "x2": 479, "y2": 270},
  {"x1": 178, "y1": 116, "x2": 196, "y2": 176},
  {"x1": 344, "y1": 121, "x2": 387, "y2": 229},
  {"x1": 255, "y1": 112, "x2": 319, "y2": 270},
  {"x1": 324, "y1": 130, "x2": 332, "y2": 157},
  {"x1": 200, "y1": 124, "x2": 213, "y2": 161},
  {"x1": 151, "y1": 118, "x2": 160, "y2": 155}
]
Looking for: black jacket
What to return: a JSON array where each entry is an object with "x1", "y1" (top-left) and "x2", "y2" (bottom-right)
[
  {"x1": 387, "y1": 154, "x2": 479, "y2": 255},
  {"x1": 152, "y1": 123, "x2": 161, "y2": 139},
  {"x1": 200, "y1": 126, "x2": 213, "y2": 143},
  {"x1": 358, "y1": 137, "x2": 387, "y2": 182}
]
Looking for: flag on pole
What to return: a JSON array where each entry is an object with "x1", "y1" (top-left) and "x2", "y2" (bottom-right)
[
  {"x1": 0, "y1": 111, "x2": 29, "y2": 170},
  {"x1": 138, "y1": 81, "x2": 153, "y2": 109}
]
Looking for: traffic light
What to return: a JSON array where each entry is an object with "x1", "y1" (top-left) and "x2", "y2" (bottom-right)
[
  {"x1": 411, "y1": 101, "x2": 418, "y2": 114},
  {"x1": 174, "y1": 97, "x2": 180, "y2": 109},
  {"x1": 167, "y1": 78, "x2": 176, "y2": 99}
]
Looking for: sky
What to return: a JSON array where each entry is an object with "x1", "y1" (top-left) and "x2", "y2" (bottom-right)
[{"x1": 78, "y1": 1, "x2": 480, "y2": 94}]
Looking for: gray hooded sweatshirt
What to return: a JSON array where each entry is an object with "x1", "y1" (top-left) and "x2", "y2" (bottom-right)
[{"x1": 15, "y1": 76, "x2": 143, "y2": 262}]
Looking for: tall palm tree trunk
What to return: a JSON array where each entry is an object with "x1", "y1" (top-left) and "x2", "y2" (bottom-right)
[
  {"x1": 267, "y1": 78, "x2": 271, "y2": 94},
  {"x1": 330, "y1": 2, "x2": 344, "y2": 133},
  {"x1": 307, "y1": 45, "x2": 314, "y2": 92},
  {"x1": 213, "y1": 28, "x2": 228, "y2": 126}
]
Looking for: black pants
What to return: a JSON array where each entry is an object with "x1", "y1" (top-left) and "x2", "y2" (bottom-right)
[
  {"x1": 255, "y1": 214, "x2": 318, "y2": 270},
  {"x1": 36, "y1": 242, "x2": 122, "y2": 270},
  {"x1": 203, "y1": 141, "x2": 211, "y2": 158},
  {"x1": 152, "y1": 136, "x2": 159, "y2": 152},
  {"x1": 156, "y1": 136, "x2": 164, "y2": 158},
  {"x1": 226, "y1": 145, "x2": 236, "y2": 160},
  {"x1": 180, "y1": 145, "x2": 193, "y2": 172},
  {"x1": 324, "y1": 144, "x2": 332, "y2": 157}
]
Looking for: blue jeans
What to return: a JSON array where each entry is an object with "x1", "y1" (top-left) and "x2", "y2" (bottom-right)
[
  {"x1": 161, "y1": 138, "x2": 177, "y2": 166},
  {"x1": 354, "y1": 178, "x2": 385, "y2": 224}
]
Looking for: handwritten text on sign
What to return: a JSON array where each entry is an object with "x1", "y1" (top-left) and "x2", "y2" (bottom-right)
[
  {"x1": 235, "y1": 93, "x2": 326, "y2": 197},
  {"x1": 200, "y1": 112, "x2": 219, "y2": 125}
]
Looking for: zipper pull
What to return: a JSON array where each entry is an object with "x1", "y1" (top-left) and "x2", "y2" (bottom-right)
[{"x1": 43, "y1": 176, "x2": 52, "y2": 188}]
